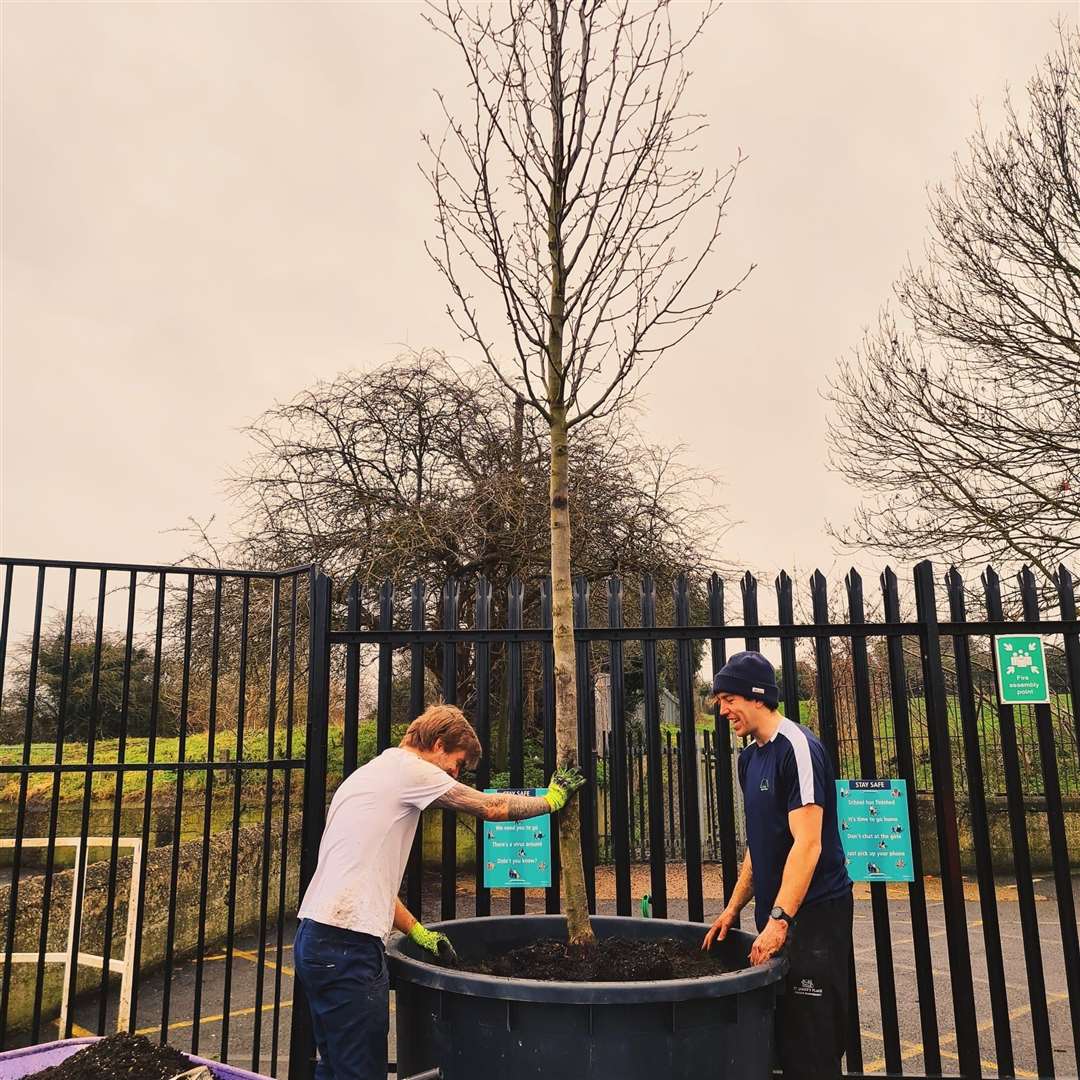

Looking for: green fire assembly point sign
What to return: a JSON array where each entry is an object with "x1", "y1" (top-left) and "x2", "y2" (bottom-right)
[
  {"x1": 483, "y1": 789, "x2": 552, "y2": 888},
  {"x1": 994, "y1": 634, "x2": 1050, "y2": 705}
]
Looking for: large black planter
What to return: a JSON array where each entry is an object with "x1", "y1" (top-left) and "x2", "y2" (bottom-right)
[{"x1": 388, "y1": 915, "x2": 786, "y2": 1079}]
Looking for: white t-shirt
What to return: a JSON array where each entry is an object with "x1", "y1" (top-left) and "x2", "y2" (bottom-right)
[{"x1": 297, "y1": 746, "x2": 456, "y2": 941}]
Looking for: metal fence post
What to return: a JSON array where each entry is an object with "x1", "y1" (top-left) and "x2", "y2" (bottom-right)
[
  {"x1": 607, "y1": 577, "x2": 632, "y2": 915},
  {"x1": 945, "y1": 566, "x2": 1013, "y2": 1074},
  {"x1": 674, "y1": 575, "x2": 703, "y2": 923},
  {"x1": 709, "y1": 574, "x2": 738, "y2": 913},
  {"x1": 913, "y1": 560, "x2": 981, "y2": 1079},
  {"x1": 641, "y1": 575, "x2": 668, "y2": 917},
  {"x1": 289, "y1": 569, "x2": 332, "y2": 1080},
  {"x1": 881, "y1": 567, "x2": 942, "y2": 1072},
  {"x1": 1019, "y1": 566, "x2": 1080, "y2": 1068}
]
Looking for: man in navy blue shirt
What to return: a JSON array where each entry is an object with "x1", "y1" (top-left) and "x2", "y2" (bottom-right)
[{"x1": 702, "y1": 651, "x2": 853, "y2": 1080}]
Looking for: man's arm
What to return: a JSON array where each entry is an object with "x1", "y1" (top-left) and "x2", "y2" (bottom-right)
[
  {"x1": 703, "y1": 849, "x2": 752, "y2": 949},
  {"x1": 773, "y1": 803, "x2": 823, "y2": 917},
  {"x1": 395, "y1": 897, "x2": 458, "y2": 961},
  {"x1": 393, "y1": 897, "x2": 418, "y2": 935},
  {"x1": 433, "y1": 784, "x2": 550, "y2": 821},
  {"x1": 728, "y1": 849, "x2": 754, "y2": 914},
  {"x1": 748, "y1": 804, "x2": 823, "y2": 965}
]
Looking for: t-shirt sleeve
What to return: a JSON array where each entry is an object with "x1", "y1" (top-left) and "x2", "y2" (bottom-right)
[
  {"x1": 782, "y1": 735, "x2": 826, "y2": 811},
  {"x1": 400, "y1": 755, "x2": 457, "y2": 810},
  {"x1": 737, "y1": 749, "x2": 748, "y2": 792}
]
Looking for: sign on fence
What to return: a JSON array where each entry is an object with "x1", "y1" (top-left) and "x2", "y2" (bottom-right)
[
  {"x1": 994, "y1": 634, "x2": 1051, "y2": 705},
  {"x1": 836, "y1": 779, "x2": 914, "y2": 882},
  {"x1": 482, "y1": 789, "x2": 552, "y2": 888}
]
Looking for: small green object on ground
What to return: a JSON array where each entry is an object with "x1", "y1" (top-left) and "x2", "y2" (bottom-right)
[
  {"x1": 28, "y1": 1033, "x2": 193, "y2": 1080},
  {"x1": 994, "y1": 634, "x2": 1050, "y2": 704}
]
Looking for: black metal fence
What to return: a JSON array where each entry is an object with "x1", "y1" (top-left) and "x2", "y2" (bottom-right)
[
  {"x1": 2, "y1": 555, "x2": 1079, "y2": 1080},
  {"x1": 0, "y1": 558, "x2": 311, "y2": 1075}
]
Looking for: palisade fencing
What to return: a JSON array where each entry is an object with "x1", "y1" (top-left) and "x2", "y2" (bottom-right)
[
  {"x1": 316, "y1": 560, "x2": 1080, "y2": 1080},
  {"x1": 3, "y1": 554, "x2": 1079, "y2": 1080},
  {"x1": 0, "y1": 558, "x2": 312, "y2": 1076}
]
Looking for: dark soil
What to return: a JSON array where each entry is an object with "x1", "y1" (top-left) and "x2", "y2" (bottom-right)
[
  {"x1": 31, "y1": 1033, "x2": 196, "y2": 1080},
  {"x1": 451, "y1": 937, "x2": 733, "y2": 982}
]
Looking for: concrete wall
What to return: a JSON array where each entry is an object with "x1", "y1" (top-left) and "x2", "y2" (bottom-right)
[
  {"x1": 915, "y1": 794, "x2": 1080, "y2": 875},
  {"x1": 2, "y1": 822, "x2": 301, "y2": 1035}
]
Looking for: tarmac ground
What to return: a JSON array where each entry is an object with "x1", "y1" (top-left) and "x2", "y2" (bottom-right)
[{"x1": 10, "y1": 867, "x2": 1079, "y2": 1080}]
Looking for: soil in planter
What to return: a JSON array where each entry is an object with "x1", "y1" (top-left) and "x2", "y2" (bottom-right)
[
  {"x1": 448, "y1": 937, "x2": 735, "y2": 982},
  {"x1": 30, "y1": 1033, "x2": 195, "y2": 1080}
]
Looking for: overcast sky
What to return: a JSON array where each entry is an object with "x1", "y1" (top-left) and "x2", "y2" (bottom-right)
[{"x1": 2, "y1": 0, "x2": 1072, "y2": 610}]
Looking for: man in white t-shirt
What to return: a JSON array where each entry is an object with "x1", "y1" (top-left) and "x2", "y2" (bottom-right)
[{"x1": 293, "y1": 703, "x2": 584, "y2": 1080}]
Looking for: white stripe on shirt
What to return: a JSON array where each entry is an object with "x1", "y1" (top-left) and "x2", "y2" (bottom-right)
[{"x1": 778, "y1": 717, "x2": 815, "y2": 806}]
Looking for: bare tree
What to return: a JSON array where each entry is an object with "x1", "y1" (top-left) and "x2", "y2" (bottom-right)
[
  {"x1": 828, "y1": 26, "x2": 1080, "y2": 583},
  {"x1": 229, "y1": 350, "x2": 724, "y2": 595},
  {"x1": 180, "y1": 349, "x2": 729, "y2": 762},
  {"x1": 424, "y1": 0, "x2": 748, "y2": 942}
]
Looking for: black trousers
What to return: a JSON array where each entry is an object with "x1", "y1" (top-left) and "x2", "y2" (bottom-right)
[
  {"x1": 294, "y1": 919, "x2": 389, "y2": 1080},
  {"x1": 775, "y1": 890, "x2": 855, "y2": 1080}
]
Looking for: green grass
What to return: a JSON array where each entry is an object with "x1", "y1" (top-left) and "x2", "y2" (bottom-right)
[{"x1": 0, "y1": 720, "x2": 415, "y2": 805}]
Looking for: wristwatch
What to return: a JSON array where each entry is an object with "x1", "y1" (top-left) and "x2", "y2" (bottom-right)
[{"x1": 769, "y1": 905, "x2": 792, "y2": 925}]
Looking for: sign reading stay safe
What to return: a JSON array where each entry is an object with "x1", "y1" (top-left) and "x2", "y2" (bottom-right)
[
  {"x1": 482, "y1": 789, "x2": 552, "y2": 888},
  {"x1": 994, "y1": 634, "x2": 1050, "y2": 705},
  {"x1": 836, "y1": 779, "x2": 914, "y2": 883}
]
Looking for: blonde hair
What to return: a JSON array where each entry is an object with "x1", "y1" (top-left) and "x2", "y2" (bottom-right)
[{"x1": 400, "y1": 703, "x2": 482, "y2": 767}]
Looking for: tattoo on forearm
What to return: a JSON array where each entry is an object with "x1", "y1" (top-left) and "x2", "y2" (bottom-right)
[
  {"x1": 506, "y1": 794, "x2": 550, "y2": 820},
  {"x1": 433, "y1": 784, "x2": 549, "y2": 821}
]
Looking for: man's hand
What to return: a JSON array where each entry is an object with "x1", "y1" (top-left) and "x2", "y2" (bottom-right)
[
  {"x1": 408, "y1": 922, "x2": 458, "y2": 963},
  {"x1": 543, "y1": 766, "x2": 586, "y2": 812},
  {"x1": 702, "y1": 907, "x2": 737, "y2": 951},
  {"x1": 749, "y1": 918, "x2": 788, "y2": 966}
]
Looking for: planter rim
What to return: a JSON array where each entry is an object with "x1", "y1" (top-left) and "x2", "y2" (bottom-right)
[{"x1": 386, "y1": 914, "x2": 787, "y2": 1005}]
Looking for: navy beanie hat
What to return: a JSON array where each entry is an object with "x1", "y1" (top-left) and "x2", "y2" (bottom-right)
[{"x1": 711, "y1": 651, "x2": 779, "y2": 709}]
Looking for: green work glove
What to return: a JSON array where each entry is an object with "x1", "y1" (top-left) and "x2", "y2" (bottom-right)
[
  {"x1": 543, "y1": 766, "x2": 586, "y2": 812},
  {"x1": 408, "y1": 922, "x2": 458, "y2": 963}
]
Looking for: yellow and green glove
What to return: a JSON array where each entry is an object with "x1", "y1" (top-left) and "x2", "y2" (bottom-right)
[
  {"x1": 408, "y1": 922, "x2": 458, "y2": 963},
  {"x1": 543, "y1": 766, "x2": 586, "y2": 812}
]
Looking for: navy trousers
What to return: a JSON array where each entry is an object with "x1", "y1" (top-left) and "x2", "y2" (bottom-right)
[{"x1": 294, "y1": 918, "x2": 389, "y2": 1080}]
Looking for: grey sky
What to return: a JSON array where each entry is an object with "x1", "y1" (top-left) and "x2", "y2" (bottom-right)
[{"x1": 2, "y1": 0, "x2": 1072, "y2": 603}]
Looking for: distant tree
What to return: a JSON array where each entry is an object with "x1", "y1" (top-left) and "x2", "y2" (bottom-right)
[
  {"x1": 185, "y1": 349, "x2": 729, "y2": 765},
  {"x1": 1, "y1": 616, "x2": 178, "y2": 744},
  {"x1": 828, "y1": 27, "x2": 1079, "y2": 583},
  {"x1": 227, "y1": 350, "x2": 724, "y2": 599}
]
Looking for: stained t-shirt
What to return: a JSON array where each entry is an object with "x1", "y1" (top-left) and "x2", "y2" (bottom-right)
[
  {"x1": 297, "y1": 747, "x2": 456, "y2": 941},
  {"x1": 738, "y1": 717, "x2": 851, "y2": 931}
]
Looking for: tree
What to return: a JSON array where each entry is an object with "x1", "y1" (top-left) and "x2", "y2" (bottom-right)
[
  {"x1": 425, "y1": 0, "x2": 748, "y2": 942},
  {"x1": 827, "y1": 27, "x2": 1079, "y2": 584},
  {"x1": 1, "y1": 616, "x2": 178, "y2": 744},
  {"x1": 228, "y1": 350, "x2": 723, "y2": 598},
  {"x1": 190, "y1": 349, "x2": 727, "y2": 766}
]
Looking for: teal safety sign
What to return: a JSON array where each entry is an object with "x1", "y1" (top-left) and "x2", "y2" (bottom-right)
[
  {"x1": 836, "y1": 779, "x2": 914, "y2": 883},
  {"x1": 994, "y1": 634, "x2": 1050, "y2": 705},
  {"x1": 482, "y1": 789, "x2": 552, "y2": 888}
]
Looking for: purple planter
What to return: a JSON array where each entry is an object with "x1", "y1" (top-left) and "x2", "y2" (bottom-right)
[{"x1": 0, "y1": 1038, "x2": 271, "y2": 1080}]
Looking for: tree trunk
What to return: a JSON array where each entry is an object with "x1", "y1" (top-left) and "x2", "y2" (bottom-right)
[{"x1": 549, "y1": 404, "x2": 594, "y2": 945}]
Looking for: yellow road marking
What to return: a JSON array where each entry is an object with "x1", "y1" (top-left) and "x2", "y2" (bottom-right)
[
  {"x1": 200, "y1": 948, "x2": 293, "y2": 976},
  {"x1": 133, "y1": 999, "x2": 292, "y2": 1037},
  {"x1": 54, "y1": 1019, "x2": 95, "y2": 1037},
  {"x1": 859, "y1": 990, "x2": 1069, "y2": 1075},
  {"x1": 232, "y1": 948, "x2": 294, "y2": 977}
]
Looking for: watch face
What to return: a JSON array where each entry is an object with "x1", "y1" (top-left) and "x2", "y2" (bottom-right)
[{"x1": 770, "y1": 906, "x2": 786, "y2": 921}]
